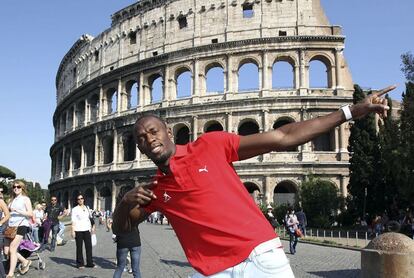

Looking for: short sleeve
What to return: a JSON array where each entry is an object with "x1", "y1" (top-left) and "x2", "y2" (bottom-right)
[{"x1": 199, "y1": 132, "x2": 240, "y2": 163}]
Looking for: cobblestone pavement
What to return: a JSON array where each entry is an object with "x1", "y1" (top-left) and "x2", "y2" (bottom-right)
[{"x1": 18, "y1": 223, "x2": 360, "y2": 278}]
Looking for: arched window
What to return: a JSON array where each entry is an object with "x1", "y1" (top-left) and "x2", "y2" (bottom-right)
[
  {"x1": 126, "y1": 80, "x2": 139, "y2": 108},
  {"x1": 106, "y1": 88, "x2": 117, "y2": 114},
  {"x1": 99, "y1": 187, "x2": 112, "y2": 211},
  {"x1": 272, "y1": 61, "x2": 294, "y2": 89},
  {"x1": 102, "y1": 136, "x2": 114, "y2": 164},
  {"x1": 273, "y1": 181, "x2": 297, "y2": 206},
  {"x1": 244, "y1": 182, "x2": 261, "y2": 204},
  {"x1": 309, "y1": 57, "x2": 331, "y2": 88},
  {"x1": 312, "y1": 131, "x2": 334, "y2": 151},
  {"x1": 76, "y1": 100, "x2": 85, "y2": 127},
  {"x1": 150, "y1": 75, "x2": 163, "y2": 103},
  {"x1": 205, "y1": 121, "x2": 223, "y2": 133},
  {"x1": 84, "y1": 188, "x2": 94, "y2": 209},
  {"x1": 175, "y1": 125, "x2": 190, "y2": 145},
  {"x1": 273, "y1": 119, "x2": 297, "y2": 151},
  {"x1": 72, "y1": 144, "x2": 82, "y2": 169},
  {"x1": 84, "y1": 139, "x2": 95, "y2": 167},
  {"x1": 89, "y1": 94, "x2": 99, "y2": 122},
  {"x1": 238, "y1": 62, "x2": 259, "y2": 92},
  {"x1": 64, "y1": 148, "x2": 70, "y2": 172},
  {"x1": 238, "y1": 121, "x2": 259, "y2": 136},
  {"x1": 176, "y1": 70, "x2": 192, "y2": 98},
  {"x1": 206, "y1": 66, "x2": 224, "y2": 93},
  {"x1": 123, "y1": 133, "x2": 136, "y2": 162}
]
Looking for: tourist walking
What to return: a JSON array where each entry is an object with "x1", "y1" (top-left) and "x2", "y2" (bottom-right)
[
  {"x1": 286, "y1": 208, "x2": 300, "y2": 254},
  {"x1": 31, "y1": 204, "x2": 44, "y2": 243},
  {"x1": 113, "y1": 85, "x2": 394, "y2": 277},
  {"x1": 295, "y1": 207, "x2": 307, "y2": 236},
  {"x1": 4, "y1": 180, "x2": 33, "y2": 277},
  {"x1": 42, "y1": 196, "x2": 64, "y2": 251},
  {"x1": 71, "y1": 194, "x2": 95, "y2": 269}
]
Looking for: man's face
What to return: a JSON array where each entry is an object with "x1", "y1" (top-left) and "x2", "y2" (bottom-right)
[
  {"x1": 134, "y1": 117, "x2": 175, "y2": 165},
  {"x1": 51, "y1": 197, "x2": 57, "y2": 205}
]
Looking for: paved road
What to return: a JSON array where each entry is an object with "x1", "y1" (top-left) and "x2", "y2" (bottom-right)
[{"x1": 19, "y1": 223, "x2": 360, "y2": 278}]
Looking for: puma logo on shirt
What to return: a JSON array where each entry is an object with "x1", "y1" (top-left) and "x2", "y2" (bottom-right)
[
  {"x1": 163, "y1": 191, "x2": 171, "y2": 203},
  {"x1": 198, "y1": 166, "x2": 208, "y2": 173}
]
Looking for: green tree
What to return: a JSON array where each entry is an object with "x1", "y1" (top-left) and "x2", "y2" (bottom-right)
[
  {"x1": 401, "y1": 52, "x2": 414, "y2": 82},
  {"x1": 399, "y1": 82, "x2": 414, "y2": 204},
  {"x1": 0, "y1": 165, "x2": 16, "y2": 180},
  {"x1": 300, "y1": 176, "x2": 341, "y2": 228},
  {"x1": 347, "y1": 85, "x2": 381, "y2": 219}
]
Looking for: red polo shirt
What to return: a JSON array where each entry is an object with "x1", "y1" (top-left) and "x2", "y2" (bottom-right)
[{"x1": 144, "y1": 131, "x2": 278, "y2": 275}]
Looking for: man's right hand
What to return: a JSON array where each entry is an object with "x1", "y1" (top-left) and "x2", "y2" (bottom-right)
[{"x1": 122, "y1": 180, "x2": 158, "y2": 207}]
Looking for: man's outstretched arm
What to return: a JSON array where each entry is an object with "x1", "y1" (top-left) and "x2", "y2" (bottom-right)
[{"x1": 238, "y1": 85, "x2": 396, "y2": 160}]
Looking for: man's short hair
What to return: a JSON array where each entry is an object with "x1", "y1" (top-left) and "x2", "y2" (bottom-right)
[{"x1": 133, "y1": 114, "x2": 167, "y2": 141}]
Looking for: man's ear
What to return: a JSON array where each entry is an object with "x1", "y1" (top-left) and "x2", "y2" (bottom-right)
[{"x1": 167, "y1": 128, "x2": 173, "y2": 139}]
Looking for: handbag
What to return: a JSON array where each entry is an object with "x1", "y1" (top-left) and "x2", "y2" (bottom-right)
[
  {"x1": 4, "y1": 219, "x2": 24, "y2": 240},
  {"x1": 294, "y1": 228, "x2": 303, "y2": 238},
  {"x1": 4, "y1": 226, "x2": 18, "y2": 239},
  {"x1": 91, "y1": 233, "x2": 97, "y2": 247}
]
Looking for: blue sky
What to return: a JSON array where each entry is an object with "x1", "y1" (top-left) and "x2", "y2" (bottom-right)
[{"x1": 0, "y1": 0, "x2": 412, "y2": 188}]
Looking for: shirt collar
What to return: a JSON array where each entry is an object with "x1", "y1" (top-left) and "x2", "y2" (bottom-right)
[{"x1": 173, "y1": 144, "x2": 188, "y2": 158}]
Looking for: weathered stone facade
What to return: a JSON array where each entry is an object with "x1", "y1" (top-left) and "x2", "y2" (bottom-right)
[{"x1": 50, "y1": 0, "x2": 353, "y2": 211}]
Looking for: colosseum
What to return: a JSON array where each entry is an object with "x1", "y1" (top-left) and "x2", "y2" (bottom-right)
[{"x1": 50, "y1": 0, "x2": 354, "y2": 211}]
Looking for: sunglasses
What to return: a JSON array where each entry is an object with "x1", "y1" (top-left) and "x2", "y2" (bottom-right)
[
  {"x1": 51, "y1": 199, "x2": 57, "y2": 201},
  {"x1": 13, "y1": 186, "x2": 22, "y2": 189},
  {"x1": 77, "y1": 197, "x2": 84, "y2": 200}
]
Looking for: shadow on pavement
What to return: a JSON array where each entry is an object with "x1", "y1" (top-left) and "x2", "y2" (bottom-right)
[
  {"x1": 309, "y1": 269, "x2": 361, "y2": 278},
  {"x1": 93, "y1": 256, "x2": 116, "y2": 269},
  {"x1": 160, "y1": 259, "x2": 191, "y2": 267},
  {"x1": 48, "y1": 257, "x2": 77, "y2": 268}
]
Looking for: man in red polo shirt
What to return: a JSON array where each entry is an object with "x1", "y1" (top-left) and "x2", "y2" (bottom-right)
[{"x1": 113, "y1": 85, "x2": 395, "y2": 277}]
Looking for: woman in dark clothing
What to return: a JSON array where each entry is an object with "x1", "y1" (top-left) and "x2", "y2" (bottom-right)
[{"x1": 113, "y1": 189, "x2": 141, "y2": 278}]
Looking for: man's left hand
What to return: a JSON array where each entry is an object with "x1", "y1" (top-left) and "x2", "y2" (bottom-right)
[{"x1": 351, "y1": 85, "x2": 396, "y2": 120}]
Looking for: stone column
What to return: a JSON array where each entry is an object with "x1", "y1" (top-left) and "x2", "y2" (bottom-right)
[
  {"x1": 94, "y1": 133, "x2": 100, "y2": 170},
  {"x1": 111, "y1": 182, "x2": 117, "y2": 212},
  {"x1": 335, "y1": 48, "x2": 343, "y2": 89},
  {"x1": 225, "y1": 55, "x2": 234, "y2": 93},
  {"x1": 340, "y1": 175, "x2": 348, "y2": 198},
  {"x1": 339, "y1": 123, "x2": 349, "y2": 160},
  {"x1": 80, "y1": 143, "x2": 85, "y2": 174},
  {"x1": 163, "y1": 67, "x2": 170, "y2": 102},
  {"x1": 117, "y1": 79, "x2": 122, "y2": 114},
  {"x1": 138, "y1": 72, "x2": 145, "y2": 108},
  {"x1": 192, "y1": 116, "x2": 198, "y2": 141},
  {"x1": 226, "y1": 112, "x2": 233, "y2": 133},
  {"x1": 299, "y1": 49, "x2": 307, "y2": 94},
  {"x1": 264, "y1": 176, "x2": 272, "y2": 204},
  {"x1": 98, "y1": 85, "x2": 104, "y2": 120},
  {"x1": 193, "y1": 59, "x2": 200, "y2": 97},
  {"x1": 69, "y1": 147, "x2": 73, "y2": 177},
  {"x1": 262, "y1": 109, "x2": 269, "y2": 132},
  {"x1": 93, "y1": 185, "x2": 98, "y2": 210},
  {"x1": 112, "y1": 129, "x2": 118, "y2": 168},
  {"x1": 84, "y1": 98, "x2": 89, "y2": 126},
  {"x1": 261, "y1": 51, "x2": 270, "y2": 92},
  {"x1": 334, "y1": 127, "x2": 340, "y2": 153},
  {"x1": 61, "y1": 146, "x2": 66, "y2": 178}
]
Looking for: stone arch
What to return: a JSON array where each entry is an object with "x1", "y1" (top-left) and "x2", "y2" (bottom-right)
[
  {"x1": 102, "y1": 135, "x2": 114, "y2": 164},
  {"x1": 84, "y1": 137, "x2": 95, "y2": 167},
  {"x1": 63, "y1": 191, "x2": 69, "y2": 209},
  {"x1": 273, "y1": 180, "x2": 298, "y2": 206},
  {"x1": 312, "y1": 129, "x2": 335, "y2": 151},
  {"x1": 84, "y1": 187, "x2": 94, "y2": 209},
  {"x1": 204, "y1": 120, "x2": 224, "y2": 133},
  {"x1": 99, "y1": 186, "x2": 112, "y2": 211},
  {"x1": 122, "y1": 132, "x2": 136, "y2": 162},
  {"x1": 71, "y1": 189, "x2": 81, "y2": 208},
  {"x1": 238, "y1": 119, "x2": 260, "y2": 136},
  {"x1": 244, "y1": 182, "x2": 261, "y2": 204},
  {"x1": 105, "y1": 87, "x2": 118, "y2": 114},
  {"x1": 238, "y1": 58, "x2": 260, "y2": 92},
  {"x1": 174, "y1": 123, "x2": 190, "y2": 145},
  {"x1": 205, "y1": 62, "x2": 225, "y2": 94},
  {"x1": 88, "y1": 93, "x2": 99, "y2": 122},
  {"x1": 125, "y1": 79, "x2": 139, "y2": 108},
  {"x1": 76, "y1": 100, "x2": 85, "y2": 127},
  {"x1": 148, "y1": 73, "x2": 164, "y2": 103},
  {"x1": 72, "y1": 142, "x2": 82, "y2": 169},
  {"x1": 272, "y1": 56, "x2": 296, "y2": 89},
  {"x1": 273, "y1": 117, "x2": 298, "y2": 151},
  {"x1": 175, "y1": 67, "x2": 193, "y2": 99},
  {"x1": 309, "y1": 54, "x2": 333, "y2": 88}
]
